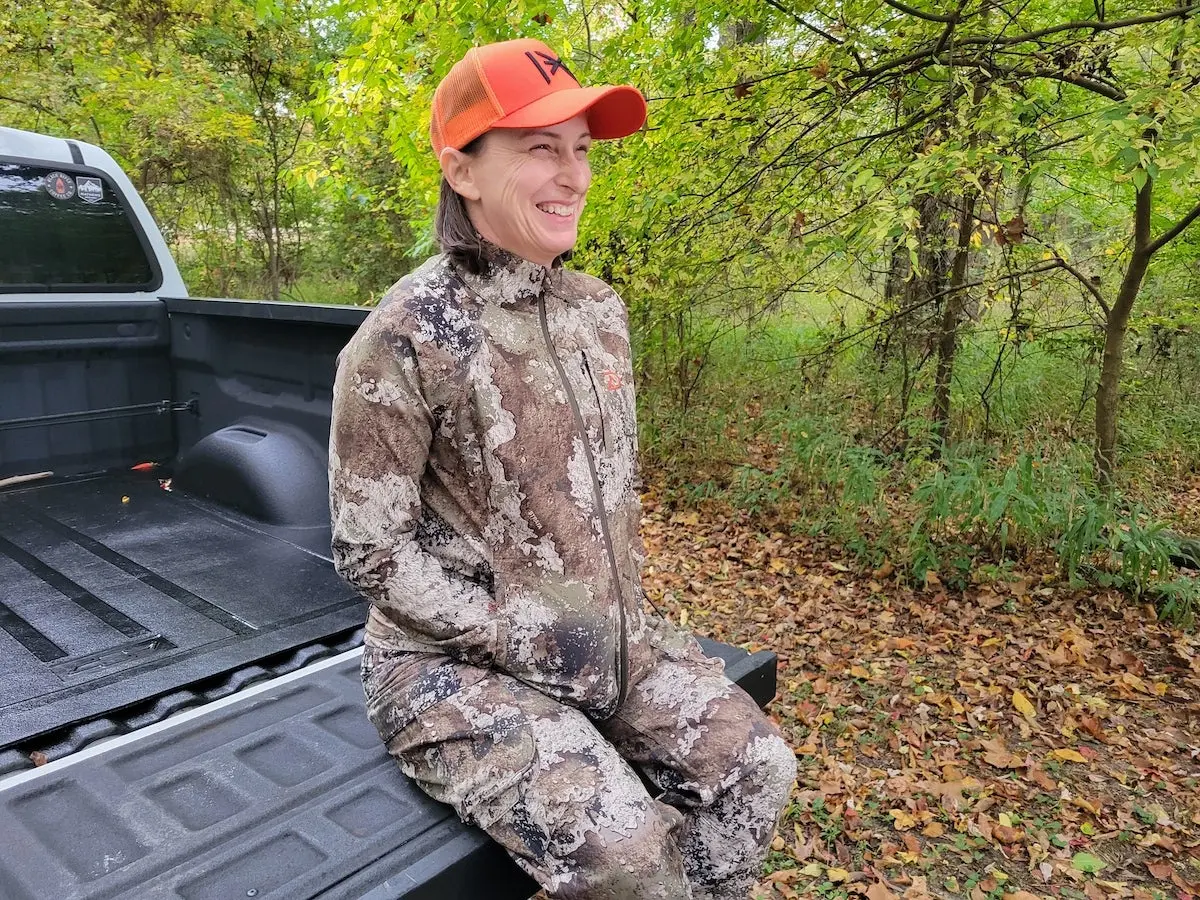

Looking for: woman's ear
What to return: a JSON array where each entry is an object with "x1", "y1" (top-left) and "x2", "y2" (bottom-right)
[{"x1": 439, "y1": 146, "x2": 482, "y2": 201}]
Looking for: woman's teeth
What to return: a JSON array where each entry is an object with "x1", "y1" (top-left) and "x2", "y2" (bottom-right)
[{"x1": 537, "y1": 203, "x2": 575, "y2": 217}]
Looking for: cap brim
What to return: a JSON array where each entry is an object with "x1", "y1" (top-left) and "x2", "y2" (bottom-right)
[{"x1": 492, "y1": 85, "x2": 647, "y2": 139}]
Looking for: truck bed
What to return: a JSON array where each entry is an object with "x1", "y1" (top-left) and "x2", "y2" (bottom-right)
[
  {"x1": 0, "y1": 470, "x2": 365, "y2": 752},
  {"x1": 0, "y1": 640, "x2": 777, "y2": 900}
]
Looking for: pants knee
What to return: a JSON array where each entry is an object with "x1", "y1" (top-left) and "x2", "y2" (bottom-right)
[
  {"x1": 571, "y1": 805, "x2": 692, "y2": 899},
  {"x1": 759, "y1": 732, "x2": 799, "y2": 798},
  {"x1": 746, "y1": 731, "x2": 798, "y2": 819},
  {"x1": 674, "y1": 733, "x2": 796, "y2": 897},
  {"x1": 712, "y1": 730, "x2": 796, "y2": 847}
]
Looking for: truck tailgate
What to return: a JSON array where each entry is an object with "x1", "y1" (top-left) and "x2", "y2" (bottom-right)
[
  {"x1": 0, "y1": 471, "x2": 365, "y2": 751},
  {"x1": 0, "y1": 642, "x2": 778, "y2": 900}
]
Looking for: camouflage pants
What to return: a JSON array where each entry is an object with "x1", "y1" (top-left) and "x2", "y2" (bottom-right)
[{"x1": 363, "y1": 639, "x2": 797, "y2": 899}]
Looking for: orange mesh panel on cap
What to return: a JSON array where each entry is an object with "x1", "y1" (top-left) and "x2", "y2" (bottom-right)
[{"x1": 431, "y1": 50, "x2": 501, "y2": 152}]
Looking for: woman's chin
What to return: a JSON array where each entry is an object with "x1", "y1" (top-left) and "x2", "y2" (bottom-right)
[
  {"x1": 535, "y1": 234, "x2": 577, "y2": 260},
  {"x1": 544, "y1": 226, "x2": 580, "y2": 255}
]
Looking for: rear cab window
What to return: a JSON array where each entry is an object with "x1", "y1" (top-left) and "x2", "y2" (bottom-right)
[{"x1": 0, "y1": 160, "x2": 162, "y2": 293}]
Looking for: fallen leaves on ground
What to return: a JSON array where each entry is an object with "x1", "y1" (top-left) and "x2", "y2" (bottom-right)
[{"x1": 638, "y1": 485, "x2": 1200, "y2": 900}]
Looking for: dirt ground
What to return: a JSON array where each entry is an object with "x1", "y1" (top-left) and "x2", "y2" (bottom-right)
[{"x1": 637, "y1": 490, "x2": 1200, "y2": 900}]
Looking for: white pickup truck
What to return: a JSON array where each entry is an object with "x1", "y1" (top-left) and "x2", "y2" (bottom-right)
[{"x1": 0, "y1": 124, "x2": 779, "y2": 900}]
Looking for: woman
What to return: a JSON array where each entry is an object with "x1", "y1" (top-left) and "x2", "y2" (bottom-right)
[{"x1": 329, "y1": 38, "x2": 796, "y2": 899}]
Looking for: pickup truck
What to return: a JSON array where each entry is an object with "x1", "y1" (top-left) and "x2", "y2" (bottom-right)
[{"x1": 0, "y1": 124, "x2": 780, "y2": 900}]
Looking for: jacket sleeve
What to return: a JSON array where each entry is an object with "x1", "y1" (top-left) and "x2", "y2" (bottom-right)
[{"x1": 328, "y1": 315, "x2": 492, "y2": 635}]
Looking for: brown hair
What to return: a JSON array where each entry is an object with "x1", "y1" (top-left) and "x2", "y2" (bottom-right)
[
  {"x1": 435, "y1": 136, "x2": 488, "y2": 274},
  {"x1": 434, "y1": 132, "x2": 571, "y2": 274}
]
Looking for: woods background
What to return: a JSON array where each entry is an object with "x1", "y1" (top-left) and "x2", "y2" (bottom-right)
[
  {"x1": 4, "y1": 0, "x2": 1200, "y2": 621},
  {"x1": 7, "y1": 4, "x2": 1200, "y2": 898}
]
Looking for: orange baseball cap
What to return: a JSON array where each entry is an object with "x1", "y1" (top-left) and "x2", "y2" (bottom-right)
[{"x1": 430, "y1": 39, "x2": 647, "y2": 155}]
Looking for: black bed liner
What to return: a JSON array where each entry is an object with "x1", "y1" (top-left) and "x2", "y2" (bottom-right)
[
  {"x1": 0, "y1": 471, "x2": 365, "y2": 751},
  {"x1": 0, "y1": 640, "x2": 778, "y2": 900}
]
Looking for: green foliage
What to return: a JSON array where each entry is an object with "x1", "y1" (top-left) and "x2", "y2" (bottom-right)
[
  {"x1": 1061, "y1": 502, "x2": 1200, "y2": 625},
  {"x1": 1, "y1": 0, "x2": 339, "y2": 299},
  {"x1": 1152, "y1": 577, "x2": 1200, "y2": 628}
]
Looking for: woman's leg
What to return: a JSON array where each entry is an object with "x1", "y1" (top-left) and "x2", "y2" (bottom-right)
[
  {"x1": 598, "y1": 628, "x2": 798, "y2": 900},
  {"x1": 365, "y1": 651, "x2": 693, "y2": 899}
]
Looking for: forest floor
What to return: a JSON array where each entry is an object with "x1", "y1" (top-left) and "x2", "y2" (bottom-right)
[{"x1": 637, "y1": 479, "x2": 1200, "y2": 900}]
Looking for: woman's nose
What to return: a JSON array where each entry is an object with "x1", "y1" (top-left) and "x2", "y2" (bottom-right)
[{"x1": 558, "y1": 154, "x2": 590, "y2": 192}]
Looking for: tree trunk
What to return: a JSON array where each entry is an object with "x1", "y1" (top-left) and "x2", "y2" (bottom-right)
[
  {"x1": 930, "y1": 79, "x2": 987, "y2": 456},
  {"x1": 884, "y1": 239, "x2": 909, "y2": 307},
  {"x1": 268, "y1": 234, "x2": 281, "y2": 302},
  {"x1": 930, "y1": 190, "x2": 977, "y2": 453},
  {"x1": 911, "y1": 192, "x2": 951, "y2": 314},
  {"x1": 1095, "y1": 178, "x2": 1153, "y2": 487}
]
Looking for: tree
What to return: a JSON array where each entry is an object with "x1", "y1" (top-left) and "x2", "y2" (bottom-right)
[{"x1": 0, "y1": 0, "x2": 336, "y2": 299}]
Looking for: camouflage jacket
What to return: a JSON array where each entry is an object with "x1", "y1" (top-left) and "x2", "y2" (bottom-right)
[{"x1": 329, "y1": 243, "x2": 673, "y2": 720}]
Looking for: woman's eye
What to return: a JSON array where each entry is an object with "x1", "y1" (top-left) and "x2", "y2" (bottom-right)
[{"x1": 532, "y1": 143, "x2": 553, "y2": 153}]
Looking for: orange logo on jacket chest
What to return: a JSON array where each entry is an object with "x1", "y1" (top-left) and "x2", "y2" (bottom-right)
[{"x1": 602, "y1": 370, "x2": 623, "y2": 391}]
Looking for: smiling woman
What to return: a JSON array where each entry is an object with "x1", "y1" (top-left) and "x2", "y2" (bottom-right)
[{"x1": 328, "y1": 37, "x2": 797, "y2": 900}]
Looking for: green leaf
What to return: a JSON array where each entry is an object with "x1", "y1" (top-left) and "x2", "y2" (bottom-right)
[{"x1": 1071, "y1": 852, "x2": 1107, "y2": 874}]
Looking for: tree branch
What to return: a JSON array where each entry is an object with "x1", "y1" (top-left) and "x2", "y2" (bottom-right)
[
  {"x1": 883, "y1": 0, "x2": 960, "y2": 23},
  {"x1": 852, "y1": 3, "x2": 1198, "y2": 81},
  {"x1": 1147, "y1": 199, "x2": 1200, "y2": 256},
  {"x1": 967, "y1": 3, "x2": 1199, "y2": 46},
  {"x1": 761, "y1": 0, "x2": 845, "y2": 44},
  {"x1": 1031, "y1": 68, "x2": 1125, "y2": 100},
  {"x1": 0, "y1": 94, "x2": 59, "y2": 116},
  {"x1": 1052, "y1": 254, "x2": 1108, "y2": 314},
  {"x1": 933, "y1": 0, "x2": 972, "y2": 54},
  {"x1": 761, "y1": 261, "x2": 1064, "y2": 365}
]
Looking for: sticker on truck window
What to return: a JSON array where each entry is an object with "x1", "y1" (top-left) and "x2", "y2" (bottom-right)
[
  {"x1": 76, "y1": 177, "x2": 103, "y2": 203},
  {"x1": 44, "y1": 172, "x2": 76, "y2": 200}
]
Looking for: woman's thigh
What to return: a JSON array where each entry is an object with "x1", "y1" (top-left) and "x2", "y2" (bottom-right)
[{"x1": 368, "y1": 653, "x2": 691, "y2": 898}]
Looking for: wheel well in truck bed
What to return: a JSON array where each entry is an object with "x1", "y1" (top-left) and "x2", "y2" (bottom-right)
[{"x1": 173, "y1": 419, "x2": 330, "y2": 527}]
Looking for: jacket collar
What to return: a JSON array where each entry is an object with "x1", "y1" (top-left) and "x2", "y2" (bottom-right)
[{"x1": 455, "y1": 236, "x2": 563, "y2": 308}]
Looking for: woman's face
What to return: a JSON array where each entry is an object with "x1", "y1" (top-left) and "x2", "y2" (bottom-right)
[{"x1": 450, "y1": 115, "x2": 593, "y2": 268}]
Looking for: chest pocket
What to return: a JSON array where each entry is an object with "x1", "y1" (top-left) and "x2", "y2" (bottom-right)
[
  {"x1": 575, "y1": 346, "x2": 640, "y2": 520},
  {"x1": 577, "y1": 351, "x2": 610, "y2": 455}
]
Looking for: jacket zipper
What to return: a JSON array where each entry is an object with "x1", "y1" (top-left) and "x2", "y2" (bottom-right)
[
  {"x1": 538, "y1": 293, "x2": 628, "y2": 715},
  {"x1": 579, "y1": 353, "x2": 608, "y2": 454}
]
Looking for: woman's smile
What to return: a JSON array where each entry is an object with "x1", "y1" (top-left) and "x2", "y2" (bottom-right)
[{"x1": 536, "y1": 201, "x2": 578, "y2": 218}]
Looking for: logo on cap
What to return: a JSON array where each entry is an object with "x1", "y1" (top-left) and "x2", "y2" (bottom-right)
[{"x1": 525, "y1": 50, "x2": 576, "y2": 85}]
